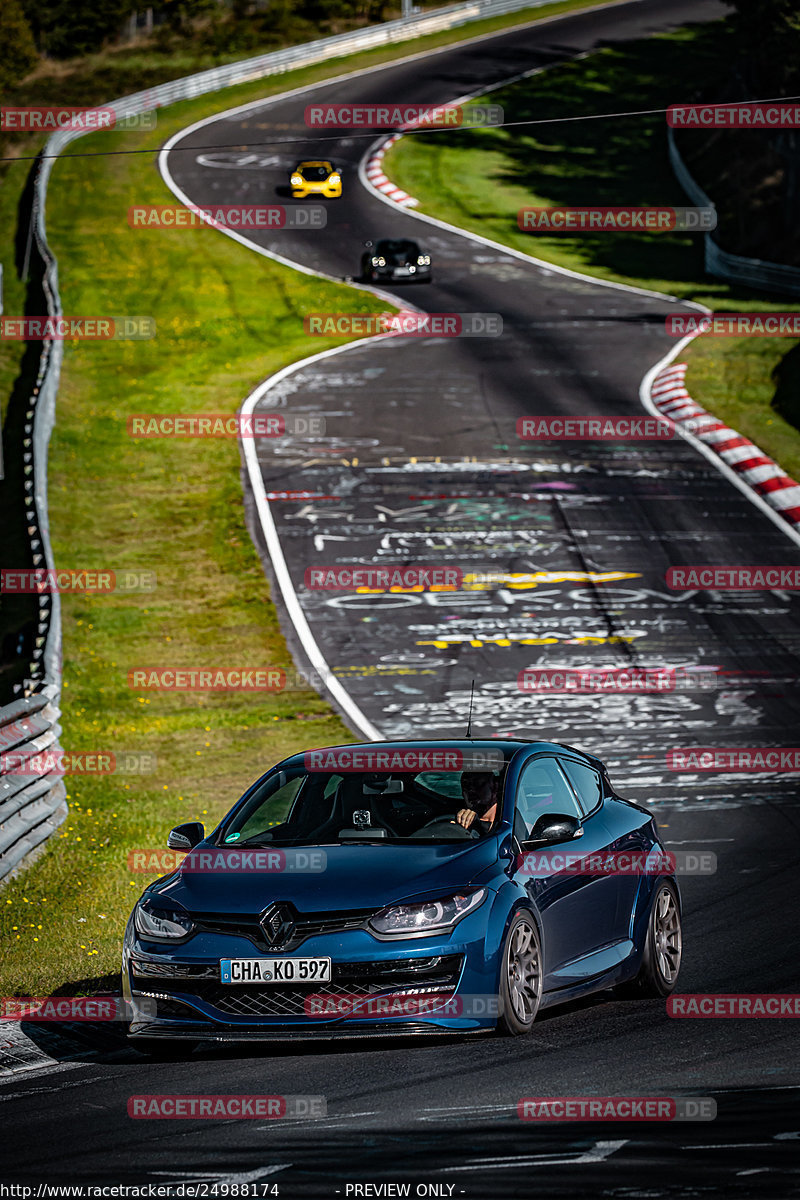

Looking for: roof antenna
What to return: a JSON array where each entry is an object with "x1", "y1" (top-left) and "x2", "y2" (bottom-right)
[{"x1": 466, "y1": 679, "x2": 476, "y2": 738}]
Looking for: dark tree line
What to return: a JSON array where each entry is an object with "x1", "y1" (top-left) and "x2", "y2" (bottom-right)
[
  {"x1": 1, "y1": 0, "x2": 797, "y2": 89},
  {"x1": 728, "y1": 0, "x2": 800, "y2": 93},
  {"x1": 0, "y1": 0, "x2": 388, "y2": 71}
]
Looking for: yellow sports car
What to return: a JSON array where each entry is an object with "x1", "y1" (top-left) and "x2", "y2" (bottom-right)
[{"x1": 290, "y1": 160, "x2": 342, "y2": 199}]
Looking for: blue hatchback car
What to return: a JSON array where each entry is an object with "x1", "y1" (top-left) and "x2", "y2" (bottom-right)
[{"x1": 123, "y1": 739, "x2": 682, "y2": 1050}]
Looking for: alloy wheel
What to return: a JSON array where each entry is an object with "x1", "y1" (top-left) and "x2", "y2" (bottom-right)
[
  {"x1": 506, "y1": 918, "x2": 541, "y2": 1024},
  {"x1": 653, "y1": 886, "x2": 682, "y2": 985}
]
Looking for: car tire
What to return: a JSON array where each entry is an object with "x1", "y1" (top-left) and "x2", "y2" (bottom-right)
[
  {"x1": 132, "y1": 1037, "x2": 196, "y2": 1059},
  {"x1": 617, "y1": 880, "x2": 682, "y2": 999},
  {"x1": 496, "y1": 910, "x2": 543, "y2": 1036}
]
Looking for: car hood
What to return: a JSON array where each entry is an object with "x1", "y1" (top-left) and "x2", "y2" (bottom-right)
[{"x1": 152, "y1": 838, "x2": 499, "y2": 915}]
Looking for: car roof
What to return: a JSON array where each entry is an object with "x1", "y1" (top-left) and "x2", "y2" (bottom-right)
[
  {"x1": 296, "y1": 160, "x2": 332, "y2": 169},
  {"x1": 279, "y1": 738, "x2": 604, "y2": 768}
]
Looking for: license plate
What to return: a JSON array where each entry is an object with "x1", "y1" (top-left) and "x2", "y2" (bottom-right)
[
  {"x1": 394, "y1": 266, "x2": 411, "y2": 275},
  {"x1": 220, "y1": 957, "x2": 331, "y2": 984}
]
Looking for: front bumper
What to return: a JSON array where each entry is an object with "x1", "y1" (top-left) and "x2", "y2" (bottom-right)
[
  {"x1": 129, "y1": 1021, "x2": 488, "y2": 1044},
  {"x1": 292, "y1": 182, "x2": 341, "y2": 199},
  {"x1": 124, "y1": 914, "x2": 498, "y2": 1040},
  {"x1": 369, "y1": 264, "x2": 431, "y2": 282}
]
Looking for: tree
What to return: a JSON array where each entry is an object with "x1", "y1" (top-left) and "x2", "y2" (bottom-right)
[
  {"x1": 0, "y1": 0, "x2": 38, "y2": 89},
  {"x1": 728, "y1": 0, "x2": 800, "y2": 93},
  {"x1": 728, "y1": 0, "x2": 800, "y2": 232},
  {"x1": 19, "y1": 0, "x2": 130, "y2": 58},
  {"x1": 151, "y1": 0, "x2": 218, "y2": 34}
]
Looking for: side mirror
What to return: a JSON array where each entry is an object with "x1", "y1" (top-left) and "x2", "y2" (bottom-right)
[
  {"x1": 167, "y1": 821, "x2": 205, "y2": 850},
  {"x1": 522, "y1": 813, "x2": 583, "y2": 849}
]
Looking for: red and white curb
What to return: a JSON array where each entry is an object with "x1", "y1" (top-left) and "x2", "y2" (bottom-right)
[
  {"x1": 652, "y1": 363, "x2": 800, "y2": 529},
  {"x1": 364, "y1": 133, "x2": 418, "y2": 207}
]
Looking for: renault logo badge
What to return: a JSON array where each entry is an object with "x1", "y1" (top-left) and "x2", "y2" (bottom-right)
[{"x1": 259, "y1": 902, "x2": 295, "y2": 948}]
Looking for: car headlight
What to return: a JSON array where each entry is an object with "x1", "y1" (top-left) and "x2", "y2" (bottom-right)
[
  {"x1": 328, "y1": 174, "x2": 341, "y2": 184},
  {"x1": 134, "y1": 899, "x2": 194, "y2": 941},
  {"x1": 371, "y1": 256, "x2": 386, "y2": 267},
  {"x1": 417, "y1": 255, "x2": 431, "y2": 266},
  {"x1": 369, "y1": 889, "x2": 486, "y2": 936},
  {"x1": 291, "y1": 175, "x2": 303, "y2": 186}
]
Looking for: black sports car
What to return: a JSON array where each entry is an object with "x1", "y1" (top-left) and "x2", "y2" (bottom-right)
[{"x1": 361, "y1": 238, "x2": 432, "y2": 283}]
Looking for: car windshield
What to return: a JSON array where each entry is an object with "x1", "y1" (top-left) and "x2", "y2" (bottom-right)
[
  {"x1": 298, "y1": 163, "x2": 332, "y2": 180},
  {"x1": 376, "y1": 240, "x2": 420, "y2": 264},
  {"x1": 220, "y1": 765, "x2": 508, "y2": 846}
]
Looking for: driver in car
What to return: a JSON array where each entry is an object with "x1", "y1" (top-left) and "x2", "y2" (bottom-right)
[{"x1": 455, "y1": 771, "x2": 500, "y2": 831}]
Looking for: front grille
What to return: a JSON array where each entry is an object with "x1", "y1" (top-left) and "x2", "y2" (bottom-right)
[
  {"x1": 143, "y1": 955, "x2": 463, "y2": 1020},
  {"x1": 193, "y1": 905, "x2": 377, "y2": 952},
  {"x1": 197, "y1": 980, "x2": 390, "y2": 1018},
  {"x1": 131, "y1": 959, "x2": 217, "y2": 980}
]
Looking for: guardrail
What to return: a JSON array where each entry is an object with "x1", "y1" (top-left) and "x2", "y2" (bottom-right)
[
  {"x1": 0, "y1": 691, "x2": 67, "y2": 884},
  {"x1": 0, "y1": 152, "x2": 66, "y2": 886},
  {"x1": 0, "y1": 0, "x2": 563, "y2": 884},
  {"x1": 667, "y1": 127, "x2": 800, "y2": 298}
]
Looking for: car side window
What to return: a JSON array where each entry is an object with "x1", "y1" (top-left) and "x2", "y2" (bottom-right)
[
  {"x1": 560, "y1": 759, "x2": 603, "y2": 815},
  {"x1": 513, "y1": 806, "x2": 529, "y2": 845},
  {"x1": 515, "y1": 756, "x2": 583, "y2": 837}
]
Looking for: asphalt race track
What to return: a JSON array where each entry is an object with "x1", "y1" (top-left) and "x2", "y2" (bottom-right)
[
  {"x1": 161, "y1": 0, "x2": 800, "y2": 811},
  {"x1": 2, "y1": 0, "x2": 800, "y2": 1195}
]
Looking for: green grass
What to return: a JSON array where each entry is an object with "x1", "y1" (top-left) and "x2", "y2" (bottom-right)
[
  {"x1": 681, "y1": 337, "x2": 800, "y2": 484},
  {"x1": 385, "y1": 22, "x2": 800, "y2": 481}
]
